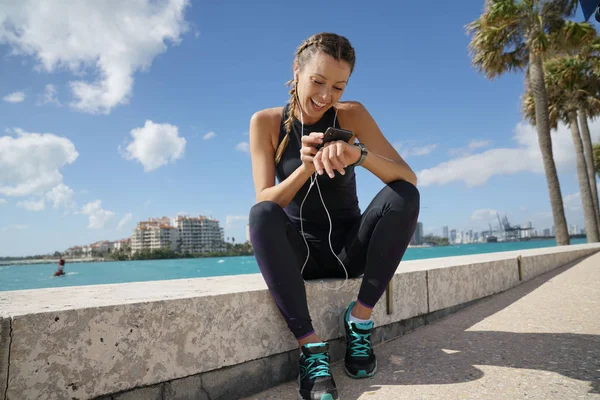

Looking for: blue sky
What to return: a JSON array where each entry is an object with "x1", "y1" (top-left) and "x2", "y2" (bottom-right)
[{"x1": 0, "y1": 0, "x2": 598, "y2": 256}]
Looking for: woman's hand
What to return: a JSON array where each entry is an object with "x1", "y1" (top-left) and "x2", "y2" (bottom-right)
[
  {"x1": 314, "y1": 140, "x2": 361, "y2": 178},
  {"x1": 300, "y1": 132, "x2": 324, "y2": 174}
]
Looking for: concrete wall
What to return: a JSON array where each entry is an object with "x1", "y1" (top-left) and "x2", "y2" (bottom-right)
[{"x1": 0, "y1": 243, "x2": 598, "y2": 400}]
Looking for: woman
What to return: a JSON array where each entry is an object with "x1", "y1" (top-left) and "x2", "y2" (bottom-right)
[{"x1": 248, "y1": 32, "x2": 420, "y2": 400}]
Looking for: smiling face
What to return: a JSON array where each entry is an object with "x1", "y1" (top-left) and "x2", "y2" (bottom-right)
[{"x1": 295, "y1": 51, "x2": 352, "y2": 123}]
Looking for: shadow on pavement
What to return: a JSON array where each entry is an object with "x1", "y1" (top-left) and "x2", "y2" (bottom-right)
[{"x1": 339, "y1": 255, "x2": 600, "y2": 399}]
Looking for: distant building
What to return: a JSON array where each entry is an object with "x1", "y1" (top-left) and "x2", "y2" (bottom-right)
[
  {"x1": 113, "y1": 238, "x2": 131, "y2": 251},
  {"x1": 246, "y1": 224, "x2": 251, "y2": 243},
  {"x1": 450, "y1": 229, "x2": 457, "y2": 244},
  {"x1": 543, "y1": 228, "x2": 551, "y2": 237},
  {"x1": 443, "y1": 226, "x2": 449, "y2": 239},
  {"x1": 410, "y1": 222, "x2": 424, "y2": 245},
  {"x1": 131, "y1": 217, "x2": 179, "y2": 253},
  {"x1": 174, "y1": 215, "x2": 226, "y2": 253}
]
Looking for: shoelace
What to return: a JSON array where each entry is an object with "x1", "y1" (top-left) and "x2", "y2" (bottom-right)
[
  {"x1": 350, "y1": 330, "x2": 371, "y2": 358},
  {"x1": 305, "y1": 353, "x2": 331, "y2": 379}
]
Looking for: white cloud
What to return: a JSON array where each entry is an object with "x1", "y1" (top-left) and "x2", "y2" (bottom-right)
[
  {"x1": 1, "y1": 224, "x2": 29, "y2": 233},
  {"x1": 449, "y1": 139, "x2": 494, "y2": 157},
  {"x1": 225, "y1": 215, "x2": 248, "y2": 229},
  {"x1": 121, "y1": 120, "x2": 186, "y2": 172},
  {"x1": 469, "y1": 139, "x2": 493, "y2": 150},
  {"x1": 471, "y1": 208, "x2": 498, "y2": 220},
  {"x1": 0, "y1": 129, "x2": 78, "y2": 196},
  {"x1": 117, "y1": 213, "x2": 133, "y2": 230},
  {"x1": 45, "y1": 183, "x2": 75, "y2": 209},
  {"x1": 203, "y1": 131, "x2": 216, "y2": 140},
  {"x1": 0, "y1": 1, "x2": 190, "y2": 114},
  {"x1": 419, "y1": 118, "x2": 600, "y2": 187},
  {"x1": 0, "y1": 198, "x2": 7, "y2": 205},
  {"x1": 3, "y1": 91, "x2": 25, "y2": 103},
  {"x1": 38, "y1": 84, "x2": 61, "y2": 106},
  {"x1": 235, "y1": 142, "x2": 249, "y2": 153},
  {"x1": 562, "y1": 182, "x2": 600, "y2": 212},
  {"x1": 17, "y1": 198, "x2": 45, "y2": 211},
  {"x1": 394, "y1": 142, "x2": 437, "y2": 158},
  {"x1": 80, "y1": 200, "x2": 115, "y2": 229}
]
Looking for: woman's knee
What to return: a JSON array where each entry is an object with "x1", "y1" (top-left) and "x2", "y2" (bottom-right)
[
  {"x1": 386, "y1": 180, "x2": 421, "y2": 217},
  {"x1": 249, "y1": 201, "x2": 286, "y2": 232}
]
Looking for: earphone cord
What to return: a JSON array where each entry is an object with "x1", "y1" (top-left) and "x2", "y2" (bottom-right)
[{"x1": 298, "y1": 108, "x2": 348, "y2": 291}]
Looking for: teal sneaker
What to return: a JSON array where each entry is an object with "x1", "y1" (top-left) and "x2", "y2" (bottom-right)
[
  {"x1": 298, "y1": 342, "x2": 338, "y2": 400},
  {"x1": 341, "y1": 301, "x2": 377, "y2": 379}
]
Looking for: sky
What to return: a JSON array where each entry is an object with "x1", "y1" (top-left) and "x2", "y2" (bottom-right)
[{"x1": 0, "y1": 1, "x2": 599, "y2": 257}]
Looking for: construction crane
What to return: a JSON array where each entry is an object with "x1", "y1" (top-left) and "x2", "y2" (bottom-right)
[{"x1": 496, "y1": 213, "x2": 533, "y2": 241}]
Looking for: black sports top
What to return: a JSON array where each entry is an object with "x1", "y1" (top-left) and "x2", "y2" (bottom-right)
[{"x1": 274, "y1": 104, "x2": 361, "y2": 229}]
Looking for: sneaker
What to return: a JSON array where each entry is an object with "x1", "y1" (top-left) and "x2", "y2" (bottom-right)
[
  {"x1": 341, "y1": 301, "x2": 377, "y2": 379},
  {"x1": 298, "y1": 342, "x2": 338, "y2": 400}
]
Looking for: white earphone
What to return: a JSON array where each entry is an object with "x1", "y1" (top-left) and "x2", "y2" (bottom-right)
[{"x1": 295, "y1": 78, "x2": 349, "y2": 291}]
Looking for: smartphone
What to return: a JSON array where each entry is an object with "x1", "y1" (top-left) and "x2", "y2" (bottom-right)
[{"x1": 316, "y1": 127, "x2": 354, "y2": 150}]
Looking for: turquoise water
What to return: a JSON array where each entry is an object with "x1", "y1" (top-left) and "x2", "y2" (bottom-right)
[{"x1": 0, "y1": 238, "x2": 586, "y2": 292}]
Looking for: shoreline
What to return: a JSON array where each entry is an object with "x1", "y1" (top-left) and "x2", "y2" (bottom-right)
[{"x1": 0, "y1": 257, "x2": 105, "y2": 267}]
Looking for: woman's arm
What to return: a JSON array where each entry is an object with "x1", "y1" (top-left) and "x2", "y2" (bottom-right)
[
  {"x1": 346, "y1": 102, "x2": 418, "y2": 186},
  {"x1": 249, "y1": 109, "x2": 314, "y2": 208}
]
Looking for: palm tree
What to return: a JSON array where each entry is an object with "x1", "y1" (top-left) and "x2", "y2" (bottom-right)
[
  {"x1": 577, "y1": 53, "x2": 600, "y2": 224},
  {"x1": 466, "y1": 0, "x2": 582, "y2": 245},
  {"x1": 594, "y1": 143, "x2": 600, "y2": 177},
  {"x1": 523, "y1": 55, "x2": 600, "y2": 241}
]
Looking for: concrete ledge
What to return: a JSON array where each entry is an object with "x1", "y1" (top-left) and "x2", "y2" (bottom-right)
[
  {"x1": 427, "y1": 258, "x2": 519, "y2": 312},
  {"x1": 0, "y1": 243, "x2": 598, "y2": 400}
]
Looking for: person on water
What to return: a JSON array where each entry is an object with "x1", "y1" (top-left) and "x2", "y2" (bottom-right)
[{"x1": 54, "y1": 258, "x2": 66, "y2": 276}]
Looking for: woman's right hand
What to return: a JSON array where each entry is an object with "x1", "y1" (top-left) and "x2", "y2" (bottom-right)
[{"x1": 300, "y1": 132, "x2": 324, "y2": 174}]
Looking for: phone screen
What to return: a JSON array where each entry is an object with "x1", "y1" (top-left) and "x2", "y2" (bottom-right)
[{"x1": 316, "y1": 127, "x2": 354, "y2": 149}]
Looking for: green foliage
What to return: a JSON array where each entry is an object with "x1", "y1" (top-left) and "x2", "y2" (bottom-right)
[{"x1": 422, "y1": 235, "x2": 450, "y2": 246}]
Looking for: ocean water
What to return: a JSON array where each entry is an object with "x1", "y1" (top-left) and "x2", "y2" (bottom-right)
[{"x1": 0, "y1": 238, "x2": 586, "y2": 292}]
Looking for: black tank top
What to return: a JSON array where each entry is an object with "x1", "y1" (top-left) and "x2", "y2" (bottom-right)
[{"x1": 275, "y1": 104, "x2": 361, "y2": 230}]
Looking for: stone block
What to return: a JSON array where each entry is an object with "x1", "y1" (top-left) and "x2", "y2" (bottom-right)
[
  {"x1": 0, "y1": 317, "x2": 10, "y2": 400},
  {"x1": 113, "y1": 385, "x2": 162, "y2": 400},
  {"x1": 164, "y1": 375, "x2": 208, "y2": 400},
  {"x1": 427, "y1": 259, "x2": 519, "y2": 312},
  {"x1": 520, "y1": 248, "x2": 599, "y2": 281},
  {"x1": 201, "y1": 351, "x2": 295, "y2": 400}
]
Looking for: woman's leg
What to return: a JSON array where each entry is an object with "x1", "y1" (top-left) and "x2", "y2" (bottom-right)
[
  {"x1": 338, "y1": 180, "x2": 420, "y2": 379},
  {"x1": 250, "y1": 201, "x2": 340, "y2": 399},
  {"x1": 249, "y1": 200, "x2": 324, "y2": 344},
  {"x1": 342, "y1": 179, "x2": 420, "y2": 316}
]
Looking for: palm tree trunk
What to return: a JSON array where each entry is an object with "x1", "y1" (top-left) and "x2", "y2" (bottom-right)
[
  {"x1": 529, "y1": 53, "x2": 570, "y2": 245},
  {"x1": 568, "y1": 111, "x2": 599, "y2": 242},
  {"x1": 578, "y1": 109, "x2": 600, "y2": 233}
]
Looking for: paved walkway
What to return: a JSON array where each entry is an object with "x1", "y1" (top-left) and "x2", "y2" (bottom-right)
[{"x1": 245, "y1": 251, "x2": 600, "y2": 399}]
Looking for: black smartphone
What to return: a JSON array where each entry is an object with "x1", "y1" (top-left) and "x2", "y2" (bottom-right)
[{"x1": 315, "y1": 127, "x2": 354, "y2": 150}]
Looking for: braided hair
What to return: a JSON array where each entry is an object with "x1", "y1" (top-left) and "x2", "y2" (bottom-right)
[{"x1": 274, "y1": 32, "x2": 356, "y2": 164}]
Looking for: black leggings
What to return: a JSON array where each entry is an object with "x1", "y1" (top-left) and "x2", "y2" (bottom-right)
[{"x1": 249, "y1": 180, "x2": 420, "y2": 339}]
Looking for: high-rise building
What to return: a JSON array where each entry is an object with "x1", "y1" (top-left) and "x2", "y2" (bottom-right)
[
  {"x1": 543, "y1": 228, "x2": 551, "y2": 237},
  {"x1": 443, "y1": 226, "x2": 449, "y2": 239},
  {"x1": 410, "y1": 222, "x2": 424, "y2": 245},
  {"x1": 450, "y1": 229, "x2": 457, "y2": 244},
  {"x1": 131, "y1": 217, "x2": 179, "y2": 253},
  {"x1": 174, "y1": 215, "x2": 225, "y2": 253}
]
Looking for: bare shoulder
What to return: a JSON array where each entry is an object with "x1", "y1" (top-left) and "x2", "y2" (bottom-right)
[
  {"x1": 335, "y1": 101, "x2": 376, "y2": 134},
  {"x1": 335, "y1": 101, "x2": 371, "y2": 125},
  {"x1": 251, "y1": 106, "x2": 284, "y2": 129},
  {"x1": 250, "y1": 106, "x2": 284, "y2": 149}
]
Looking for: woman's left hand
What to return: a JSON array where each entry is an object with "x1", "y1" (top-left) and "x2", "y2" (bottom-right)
[{"x1": 314, "y1": 141, "x2": 361, "y2": 178}]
